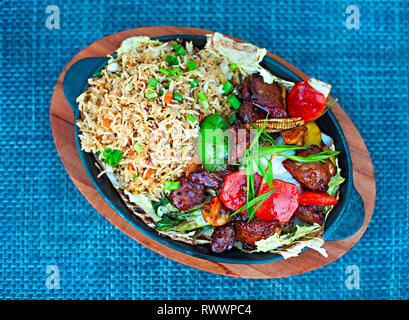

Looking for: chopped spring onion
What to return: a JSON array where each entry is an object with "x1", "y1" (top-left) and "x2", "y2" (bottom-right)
[
  {"x1": 227, "y1": 95, "x2": 241, "y2": 110},
  {"x1": 164, "y1": 181, "x2": 180, "y2": 191},
  {"x1": 229, "y1": 63, "x2": 237, "y2": 72},
  {"x1": 116, "y1": 73, "x2": 121, "y2": 77},
  {"x1": 228, "y1": 114, "x2": 236, "y2": 124},
  {"x1": 187, "y1": 60, "x2": 197, "y2": 70},
  {"x1": 179, "y1": 146, "x2": 187, "y2": 154},
  {"x1": 133, "y1": 173, "x2": 139, "y2": 179},
  {"x1": 166, "y1": 55, "x2": 178, "y2": 65},
  {"x1": 186, "y1": 114, "x2": 196, "y2": 123},
  {"x1": 173, "y1": 93, "x2": 183, "y2": 101},
  {"x1": 146, "y1": 91, "x2": 157, "y2": 99},
  {"x1": 189, "y1": 78, "x2": 199, "y2": 87},
  {"x1": 159, "y1": 68, "x2": 171, "y2": 76},
  {"x1": 133, "y1": 143, "x2": 143, "y2": 154},
  {"x1": 197, "y1": 91, "x2": 209, "y2": 108},
  {"x1": 169, "y1": 67, "x2": 180, "y2": 76},
  {"x1": 172, "y1": 43, "x2": 187, "y2": 56},
  {"x1": 173, "y1": 71, "x2": 183, "y2": 80},
  {"x1": 148, "y1": 78, "x2": 158, "y2": 89},
  {"x1": 92, "y1": 70, "x2": 102, "y2": 78},
  {"x1": 125, "y1": 83, "x2": 133, "y2": 91},
  {"x1": 222, "y1": 81, "x2": 233, "y2": 95},
  {"x1": 164, "y1": 82, "x2": 170, "y2": 88},
  {"x1": 102, "y1": 149, "x2": 123, "y2": 167}
]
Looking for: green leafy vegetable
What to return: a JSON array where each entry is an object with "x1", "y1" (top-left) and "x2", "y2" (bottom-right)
[{"x1": 327, "y1": 171, "x2": 345, "y2": 197}]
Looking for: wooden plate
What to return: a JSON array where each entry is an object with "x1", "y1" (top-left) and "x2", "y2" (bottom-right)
[{"x1": 50, "y1": 26, "x2": 376, "y2": 278}]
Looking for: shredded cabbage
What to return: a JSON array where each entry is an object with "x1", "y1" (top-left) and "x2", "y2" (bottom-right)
[{"x1": 255, "y1": 223, "x2": 326, "y2": 258}]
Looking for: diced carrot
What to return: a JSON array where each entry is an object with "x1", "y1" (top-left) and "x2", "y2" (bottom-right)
[
  {"x1": 145, "y1": 169, "x2": 156, "y2": 179},
  {"x1": 129, "y1": 150, "x2": 136, "y2": 156},
  {"x1": 102, "y1": 118, "x2": 112, "y2": 127},
  {"x1": 164, "y1": 92, "x2": 173, "y2": 104},
  {"x1": 199, "y1": 113, "x2": 203, "y2": 122},
  {"x1": 128, "y1": 163, "x2": 135, "y2": 170},
  {"x1": 194, "y1": 58, "x2": 199, "y2": 66}
]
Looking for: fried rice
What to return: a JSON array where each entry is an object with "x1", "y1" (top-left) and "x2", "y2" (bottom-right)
[{"x1": 76, "y1": 38, "x2": 240, "y2": 200}]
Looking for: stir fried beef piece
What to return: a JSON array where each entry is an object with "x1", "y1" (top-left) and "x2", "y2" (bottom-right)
[
  {"x1": 282, "y1": 145, "x2": 336, "y2": 192},
  {"x1": 238, "y1": 75, "x2": 287, "y2": 122},
  {"x1": 238, "y1": 100, "x2": 266, "y2": 123},
  {"x1": 210, "y1": 223, "x2": 236, "y2": 253},
  {"x1": 169, "y1": 177, "x2": 205, "y2": 211},
  {"x1": 187, "y1": 167, "x2": 236, "y2": 194},
  {"x1": 295, "y1": 205, "x2": 325, "y2": 226},
  {"x1": 234, "y1": 218, "x2": 280, "y2": 246}
]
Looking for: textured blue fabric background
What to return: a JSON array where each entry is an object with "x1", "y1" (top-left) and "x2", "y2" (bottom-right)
[{"x1": 0, "y1": 0, "x2": 408, "y2": 299}]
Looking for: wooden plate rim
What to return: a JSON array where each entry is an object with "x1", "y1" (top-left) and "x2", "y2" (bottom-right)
[{"x1": 50, "y1": 26, "x2": 376, "y2": 278}]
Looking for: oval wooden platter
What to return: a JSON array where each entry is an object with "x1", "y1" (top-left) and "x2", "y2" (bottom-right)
[{"x1": 50, "y1": 26, "x2": 376, "y2": 278}]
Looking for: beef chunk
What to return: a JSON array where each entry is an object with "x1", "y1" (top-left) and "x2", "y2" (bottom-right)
[
  {"x1": 210, "y1": 224, "x2": 236, "y2": 253},
  {"x1": 234, "y1": 218, "x2": 280, "y2": 246},
  {"x1": 238, "y1": 75, "x2": 287, "y2": 122},
  {"x1": 282, "y1": 146, "x2": 336, "y2": 192},
  {"x1": 187, "y1": 167, "x2": 236, "y2": 194},
  {"x1": 169, "y1": 177, "x2": 205, "y2": 211},
  {"x1": 295, "y1": 205, "x2": 325, "y2": 225}
]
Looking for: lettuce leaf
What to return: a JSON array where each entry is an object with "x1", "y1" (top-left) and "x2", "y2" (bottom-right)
[
  {"x1": 327, "y1": 170, "x2": 345, "y2": 197},
  {"x1": 255, "y1": 223, "x2": 326, "y2": 258},
  {"x1": 117, "y1": 36, "x2": 161, "y2": 56}
]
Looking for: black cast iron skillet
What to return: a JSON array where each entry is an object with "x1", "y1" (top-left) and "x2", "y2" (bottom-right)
[{"x1": 63, "y1": 35, "x2": 365, "y2": 264}]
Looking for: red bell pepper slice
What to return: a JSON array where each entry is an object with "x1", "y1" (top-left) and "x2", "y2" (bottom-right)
[
  {"x1": 220, "y1": 170, "x2": 263, "y2": 212},
  {"x1": 255, "y1": 179, "x2": 299, "y2": 224},
  {"x1": 299, "y1": 191, "x2": 338, "y2": 206},
  {"x1": 287, "y1": 81, "x2": 327, "y2": 122}
]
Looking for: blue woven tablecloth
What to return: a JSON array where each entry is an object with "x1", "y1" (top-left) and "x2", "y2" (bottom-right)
[{"x1": 1, "y1": 0, "x2": 408, "y2": 300}]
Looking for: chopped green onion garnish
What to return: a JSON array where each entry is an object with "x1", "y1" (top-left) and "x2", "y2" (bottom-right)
[
  {"x1": 173, "y1": 93, "x2": 183, "y2": 101},
  {"x1": 186, "y1": 114, "x2": 196, "y2": 123},
  {"x1": 92, "y1": 70, "x2": 102, "y2": 77},
  {"x1": 173, "y1": 71, "x2": 183, "y2": 80},
  {"x1": 164, "y1": 181, "x2": 180, "y2": 191},
  {"x1": 197, "y1": 92, "x2": 209, "y2": 108},
  {"x1": 159, "y1": 90, "x2": 164, "y2": 96},
  {"x1": 166, "y1": 55, "x2": 178, "y2": 65},
  {"x1": 228, "y1": 114, "x2": 236, "y2": 124},
  {"x1": 169, "y1": 67, "x2": 180, "y2": 76},
  {"x1": 107, "y1": 150, "x2": 123, "y2": 167},
  {"x1": 172, "y1": 43, "x2": 187, "y2": 56},
  {"x1": 159, "y1": 68, "x2": 170, "y2": 76},
  {"x1": 227, "y1": 95, "x2": 241, "y2": 110},
  {"x1": 229, "y1": 63, "x2": 237, "y2": 72},
  {"x1": 197, "y1": 92, "x2": 207, "y2": 101},
  {"x1": 189, "y1": 78, "x2": 199, "y2": 87},
  {"x1": 125, "y1": 83, "x2": 133, "y2": 91},
  {"x1": 148, "y1": 78, "x2": 158, "y2": 89},
  {"x1": 133, "y1": 143, "x2": 143, "y2": 154},
  {"x1": 146, "y1": 91, "x2": 157, "y2": 99},
  {"x1": 116, "y1": 73, "x2": 121, "y2": 77},
  {"x1": 133, "y1": 173, "x2": 139, "y2": 179},
  {"x1": 164, "y1": 82, "x2": 170, "y2": 88},
  {"x1": 222, "y1": 81, "x2": 233, "y2": 95},
  {"x1": 96, "y1": 151, "x2": 101, "y2": 156},
  {"x1": 187, "y1": 60, "x2": 197, "y2": 70},
  {"x1": 179, "y1": 146, "x2": 187, "y2": 154}
]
